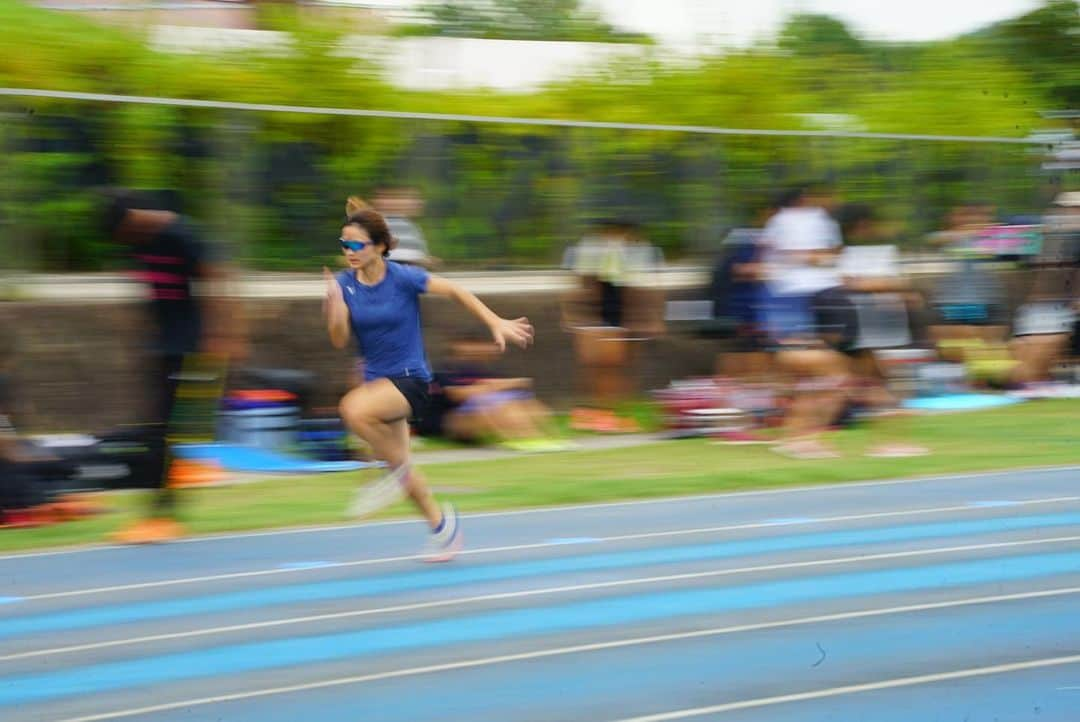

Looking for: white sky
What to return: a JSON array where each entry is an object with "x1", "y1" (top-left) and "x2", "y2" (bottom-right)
[
  {"x1": 583, "y1": 0, "x2": 1042, "y2": 46},
  {"x1": 353, "y1": 0, "x2": 1042, "y2": 46}
]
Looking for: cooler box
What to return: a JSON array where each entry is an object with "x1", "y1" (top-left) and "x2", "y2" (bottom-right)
[{"x1": 218, "y1": 390, "x2": 299, "y2": 451}]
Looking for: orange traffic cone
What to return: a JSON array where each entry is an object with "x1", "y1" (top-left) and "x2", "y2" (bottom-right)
[{"x1": 168, "y1": 459, "x2": 223, "y2": 488}]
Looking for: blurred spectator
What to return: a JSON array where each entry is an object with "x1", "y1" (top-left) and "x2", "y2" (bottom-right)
[
  {"x1": 419, "y1": 339, "x2": 566, "y2": 451},
  {"x1": 923, "y1": 201, "x2": 1019, "y2": 388},
  {"x1": 373, "y1": 187, "x2": 438, "y2": 270},
  {"x1": 759, "y1": 185, "x2": 853, "y2": 346},
  {"x1": 927, "y1": 201, "x2": 1008, "y2": 353},
  {"x1": 0, "y1": 426, "x2": 48, "y2": 528},
  {"x1": 1009, "y1": 192, "x2": 1080, "y2": 388},
  {"x1": 761, "y1": 185, "x2": 852, "y2": 459},
  {"x1": 561, "y1": 218, "x2": 665, "y2": 432},
  {"x1": 926, "y1": 201, "x2": 996, "y2": 256},
  {"x1": 0, "y1": 317, "x2": 20, "y2": 429},
  {"x1": 99, "y1": 189, "x2": 242, "y2": 544},
  {"x1": 0, "y1": 323, "x2": 98, "y2": 527},
  {"x1": 0, "y1": 327, "x2": 34, "y2": 525},
  {"x1": 0, "y1": 318, "x2": 46, "y2": 526},
  {"x1": 836, "y1": 203, "x2": 928, "y2": 457},
  {"x1": 836, "y1": 202, "x2": 919, "y2": 354},
  {"x1": 708, "y1": 202, "x2": 775, "y2": 381}
]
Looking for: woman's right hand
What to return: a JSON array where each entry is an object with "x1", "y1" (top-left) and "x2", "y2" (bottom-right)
[
  {"x1": 323, "y1": 267, "x2": 345, "y2": 313},
  {"x1": 323, "y1": 266, "x2": 343, "y2": 299},
  {"x1": 323, "y1": 267, "x2": 351, "y2": 349}
]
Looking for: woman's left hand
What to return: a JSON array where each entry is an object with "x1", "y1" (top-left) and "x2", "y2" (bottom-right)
[{"x1": 490, "y1": 316, "x2": 534, "y2": 352}]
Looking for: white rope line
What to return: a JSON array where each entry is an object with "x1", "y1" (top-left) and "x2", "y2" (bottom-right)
[{"x1": 0, "y1": 88, "x2": 1044, "y2": 145}]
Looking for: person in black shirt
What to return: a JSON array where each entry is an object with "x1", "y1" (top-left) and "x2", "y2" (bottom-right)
[{"x1": 101, "y1": 189, "x2": 243, "y2": 543}]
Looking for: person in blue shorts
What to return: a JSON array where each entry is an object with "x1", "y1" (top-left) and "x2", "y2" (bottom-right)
[{"x1": 323, "y1": 207, "x2": 533, "y2": 561}]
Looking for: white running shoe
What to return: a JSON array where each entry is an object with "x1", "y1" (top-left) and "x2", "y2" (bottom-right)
[
  {"x1": 422, "y1": 503, "x2": 462, "y2": 563},
  {"x1": 348, "y1": 465, "x2": 408, "y2": 519}
]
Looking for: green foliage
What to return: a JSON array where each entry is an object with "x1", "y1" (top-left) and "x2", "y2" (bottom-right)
[
  {"x1": 414, "y1": 0, "x2": 494, "y2": 38},
  {"x1": 0, "y1": 0, "x2": 1073, "y2": 270},
  {"x1": 972, "y1": 0, "x2": 1080, "y2": 107},
  {"x1": 778, "y1": 13, "x2": 867, "y2": 57},
  {"x1": 409, "y1": 0, "x2": 651, "y2": 42}
]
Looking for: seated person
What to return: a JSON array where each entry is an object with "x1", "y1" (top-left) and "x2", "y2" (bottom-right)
[
  {"x1": 836, "y1": 203, "x2": 920, "y2": 364},
  {"x1": 1009, "y1": 192, "x2": 1080, "y2": 388},
  {"x1": 561, "y1": 218, "x2": 664, "y2": 432},
  {"x1": 709, "y1": 208, "x2": 773, "y2": 381},
  {"x1": 0, "y1": 330, "x2": 43, "y2": 525},
  {"x1": 420, "y1": 340, "x2": 568, "y2": 451},
  {"x1": 835, "y1": 204, "x2": 927, "y2": 457},
  {"x1": 761, "y1": 185, "x2": 853, "y2": 459},
  {"x1": 926, "y1": 202, "x2": 1009, "y2": 355},
  {"x1": 0, "y1": 329, "x2": 101, "y2": 527}
]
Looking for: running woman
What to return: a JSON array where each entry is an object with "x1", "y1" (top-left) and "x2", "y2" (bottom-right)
[{"x1": 324, "y1": 207, "x2": 533, "y2": 561}]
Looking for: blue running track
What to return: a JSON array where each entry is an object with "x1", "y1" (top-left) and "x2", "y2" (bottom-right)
[{"x1": 2, "y1": 466, "x2": 1079, "y2": 721}]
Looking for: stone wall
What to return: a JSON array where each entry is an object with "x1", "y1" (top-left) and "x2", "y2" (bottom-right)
[
  {"x1": 0, "y1": 268, "x2": 1039, "y2": 433},
  {"x1": 0, "y1": 289, "x2": 716, "y2": 433}
]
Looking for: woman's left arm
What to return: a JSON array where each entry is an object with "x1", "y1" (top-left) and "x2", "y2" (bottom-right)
[{"x1": 426, "y1": 275, "x2": 534, "y2": 351}]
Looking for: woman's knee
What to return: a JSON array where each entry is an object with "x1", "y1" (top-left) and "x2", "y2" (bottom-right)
[
  {"x1": 339, "y1": 392, "x2": 376, "y2": 430},
  {"x1": 340, "y1": 380, "x2": 409, "y2": 428}
]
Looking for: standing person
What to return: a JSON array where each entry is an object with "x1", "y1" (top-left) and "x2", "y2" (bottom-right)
[
  {"x1": 324, "y1": 207, "x2": 532, "y2": 562},
  {"x1": 102, "y1": 189, "x2": 243, "y2": 544},
  {"x1": 372, "y1": 187, "x2": 437, "y2": 270}
]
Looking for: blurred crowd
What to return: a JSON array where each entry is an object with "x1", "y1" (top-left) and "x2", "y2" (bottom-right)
[
  {"x1": 563, "y1": 185, "x2": 1079, "y2": 459},
  {"x1": 2, "y1": 184, "x2": 1078, "y2": 528},
  {"x1": 328, "y1": 181, "x2": 1077, "y2": 464}
]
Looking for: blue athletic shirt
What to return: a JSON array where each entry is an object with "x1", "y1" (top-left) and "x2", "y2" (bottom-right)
[{"x1": 336, "y1": 262, "x2": 432, "y2": 382}]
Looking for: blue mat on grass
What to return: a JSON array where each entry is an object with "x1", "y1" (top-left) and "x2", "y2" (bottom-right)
[
  {"x1": 902, "y1": 393, "x2": 1023, "y2": 412},
  {"x1": 174, "y1": 443, "x2": 381, "y2": 473}
]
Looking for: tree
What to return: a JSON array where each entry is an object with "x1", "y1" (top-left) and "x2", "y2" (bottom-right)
[
  {"x1": 974, "y1": 0, "x2": 1080, "y2": 107},
  {"x1": 414, "y1": 0, "x2": 647, "y2": 42},
  {"x1": 777, "y1": 13, "x2": 866, "y2": 57},
  {"x1": 417, "y1": 0, "x2": 494, "y2": 38}
]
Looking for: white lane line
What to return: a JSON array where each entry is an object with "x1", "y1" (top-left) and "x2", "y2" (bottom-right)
[
  {"x1": 13, "y1": 495, "x2": 1080, "y2": 603},
  {"x1": 52, "y1": 588, "x2": 1080, "y2": 722},
  {"x1": 6, "y1": 535, "x2": 1079, "y2": 663},
  {"x1": 611, "y1": 655, "x2": 1080, "y2": 721},
  {"x1": 4, "y1": 463, "x2": 1078, "y2": 561},
  {"x1": 15, "y1": 494, "x2": 1080, "y2": 603}
]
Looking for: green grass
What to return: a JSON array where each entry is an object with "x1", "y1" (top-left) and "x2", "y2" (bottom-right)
[{"x1": 2, "y1": 400, "x2": 1078, "y2": 553}]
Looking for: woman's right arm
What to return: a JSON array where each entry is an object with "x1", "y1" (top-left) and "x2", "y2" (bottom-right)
[{"x1": 323, "y1": 267, "x2": 350, "y2": 349}]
